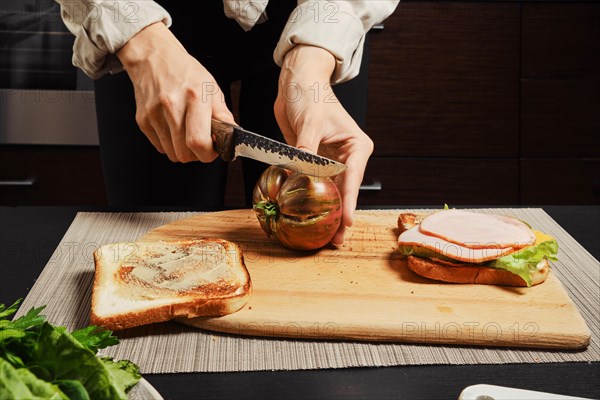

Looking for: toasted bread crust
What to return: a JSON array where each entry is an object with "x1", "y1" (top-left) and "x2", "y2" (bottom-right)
[
  {"x1": 397, "y1": 213, "x2": 424, "y2": 233},
  {"x1": 90, "y1": 290, "x2": 251, "y2": 331},
  {"x1": 406, "y1": 256, "x2": 549, "y2": 287},
  {"x1": 90, "y1": 239, "x2": 252, "y2": 331}
]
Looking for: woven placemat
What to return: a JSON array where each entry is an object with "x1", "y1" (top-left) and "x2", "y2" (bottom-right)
[{"x1": 15, "y1": 209, "x2": 600, "y2": 373}]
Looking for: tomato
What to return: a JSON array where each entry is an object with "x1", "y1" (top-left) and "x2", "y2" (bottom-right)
[{"x1": 252, "y1": 166, "x2": 342, "y2": 251}]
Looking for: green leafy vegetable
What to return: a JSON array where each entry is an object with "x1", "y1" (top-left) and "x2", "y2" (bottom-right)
[
  {"x1": 490, "y1": 238, "x2": 559, "y2": 287},
  {"x1": 71, "y1": 326, "x2": 119, "y2": 354},
  {"x1": 0, "y1": 303, "x2": 46, "y2": 345},
  {"x1": 0, "y1": 357, "x2": 69, "y2": 399},
  {"x1": 0, "y1": 301, "x2": 22, "y2": 319},
  {"x1": 54, "y1": 380, "x2": 90, "y2": 400},
  {"x1": 102, "y1": 357, "x2": 142, "y2": 393},
  {"x1": 0, "y1": 299, "x2": 141, "y2": 400}
]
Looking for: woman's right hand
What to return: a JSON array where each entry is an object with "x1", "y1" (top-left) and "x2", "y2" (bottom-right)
[{"x1": 116, "y1": 22, "x2": 235, "y2": 163}]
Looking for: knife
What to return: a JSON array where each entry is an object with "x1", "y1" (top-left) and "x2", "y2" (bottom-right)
[{"x1": 210, "y1": 119, "x2": 347, "y2": 178}]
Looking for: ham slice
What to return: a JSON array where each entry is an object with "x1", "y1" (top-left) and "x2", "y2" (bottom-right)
[
  {"x1": 398, "y1": 225, "x2": 517, "y2": 263},
  {"x1": 418, "y1": 210, "x2": 536, "y2": 250}
]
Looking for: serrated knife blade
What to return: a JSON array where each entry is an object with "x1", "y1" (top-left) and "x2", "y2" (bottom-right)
[{"x1": 211, "y1": 119, "x2": 347, "y2": 178}]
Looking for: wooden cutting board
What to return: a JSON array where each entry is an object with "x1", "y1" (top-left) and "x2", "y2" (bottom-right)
[{"x1": 141, "y1": 209, "x2": 591, "y2": 349}]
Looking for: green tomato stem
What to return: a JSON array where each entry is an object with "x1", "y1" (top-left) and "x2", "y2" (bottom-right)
[{"x1": 255, "y1": 200, "x2": 279, "y2": 237}]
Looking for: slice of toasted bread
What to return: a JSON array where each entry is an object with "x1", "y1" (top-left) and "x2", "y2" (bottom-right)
[
  {"x1": 406, "y1": 255, "x2": 549, "y2": 287},
  {"x1": 90, "y1": 239, "x2": 252, "y2": 331}
]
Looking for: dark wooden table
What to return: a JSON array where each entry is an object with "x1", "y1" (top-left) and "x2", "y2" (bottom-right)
[{"x1": 1, "y1": 205, "x2": 598, "y2": 400}]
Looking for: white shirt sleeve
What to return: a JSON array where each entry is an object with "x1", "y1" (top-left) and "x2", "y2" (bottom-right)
[
  {"x1": 55, "y1": 0, "x2": 172, "y2": 79},
  {"x1": 273, "y1": 1, "x2": 400, "y2": 84}
]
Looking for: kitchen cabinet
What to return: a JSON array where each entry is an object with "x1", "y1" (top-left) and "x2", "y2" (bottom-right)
[
  {"x1": 359, "y1": 1, "x2": 599, "y2": 206},
  {"x1": 519, "y1": 3, "x2": 600, "y2": 204},
  {"x1": 0, "y1": 146, "x2": 106, "y2": 205},
  {"x1": 360, "y1": 158, "x2": 519, "y2": 206},
  {"x1": 366, "y1": 2, "x2": 520, "y2": 159}
]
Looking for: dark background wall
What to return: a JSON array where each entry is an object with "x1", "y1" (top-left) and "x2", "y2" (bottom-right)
[{"x1": 1, "y1": 1, "x2": 599, "y2": 206}]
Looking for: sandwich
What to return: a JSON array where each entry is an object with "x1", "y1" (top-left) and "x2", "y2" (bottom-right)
[
  {"x1": 397, "y1": 209, "x2": 558, "y2": 287},
  {"x1": 90, "y1": 239, "x2": 252, "y2": 330}
]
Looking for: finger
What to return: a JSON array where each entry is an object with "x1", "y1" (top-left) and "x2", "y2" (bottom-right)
[
  {"x1": 144, "y1": 113, "x2": 179, "y2": 162},
  {"x1": 149, "y1": 115, "x2": 178, "y2": 162},
  {"x1": 331, "y1": 172, "x2": 354, "y2": 246},
  {"x1": 141, "y1": 96, "x2": 179, "y2": 161},
  {"x1": 331, "y1": 224, "x2": 347, "y2": 247},
  {"x1": 331, "y1": 149, "x2": 370, "y2": 245},
  {"x1": 157, "y1": 134, "x2": 177, "y2": 162},
  {"x1": 163, "y1": 103, "x2": 198, "y2": 163},
  {"x1": 185, "y1": 96, "x2": 218, "y2": 163},
  {"x1": 294, "y1": 124, "x2": 321, "y2": 155},
  {"x1": 273, "y1": 96, "x2": 297, "y2": 145},
  {"x1": 331, "y1": 182, "x2": 356, "y2": 246},
  {"x1": 212, "y1": 96, "x2": 236, "y2": 125},
  {"x1": 141, "y1": 122, "x2": 166, "y2": 155},
  {"x1": 135, "y1": 112, "x2": 166, "y2": 154}
]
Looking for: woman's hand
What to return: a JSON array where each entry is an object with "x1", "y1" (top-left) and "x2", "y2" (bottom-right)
[
  {"x1": 117, "y1": 22, "x2": 235, "y2": 163},
  {"x1": 274, "y1": 45, "x2": 374, "y2": 246}
]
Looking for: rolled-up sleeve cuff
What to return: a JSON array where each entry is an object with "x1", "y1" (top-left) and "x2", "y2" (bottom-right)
[
  {"x1": 273, "y1": 2, "x2": 365, "y2": 85},
  {"x1": 71, "y1": 1, "x2": 171, "y2": 79}
]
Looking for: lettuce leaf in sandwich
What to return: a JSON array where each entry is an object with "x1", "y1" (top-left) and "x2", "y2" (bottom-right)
[
  {"x1": 490, "y1": 231, "x2": 558, "y2": 286},
  {"x1": 400, "y1": 230, "x2": 559, "y2": 287}
]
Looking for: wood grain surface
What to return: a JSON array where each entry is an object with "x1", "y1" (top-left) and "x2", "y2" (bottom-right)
[{"x1": 141, "y1": 209, "x2": 590, "y2": 349}]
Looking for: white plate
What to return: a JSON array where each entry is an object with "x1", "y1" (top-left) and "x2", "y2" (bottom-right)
[
  {"x1": 128, "y1": 378, "x2": 164, "y2": 400},
  {"x1": 458, "y1": 384, "x2": 592, "y2": 400}
]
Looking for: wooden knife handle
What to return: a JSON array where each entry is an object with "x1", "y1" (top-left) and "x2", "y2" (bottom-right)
[{"x1": 211, "y1": 119, "x2": 237, "y2": 161}]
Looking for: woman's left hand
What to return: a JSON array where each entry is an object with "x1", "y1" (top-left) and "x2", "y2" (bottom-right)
[{"x1": 274, "y1": 45, "x2": 374, "y2": 246}]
